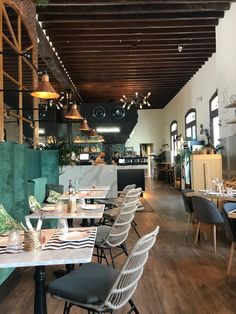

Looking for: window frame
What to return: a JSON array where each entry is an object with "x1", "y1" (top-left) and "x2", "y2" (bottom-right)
[
  {"x1": 185, "y1": 108, "x2": 197, "y2": 140},
  {"x1": 209, "y1": 91, "x2": 219, "y2": 146}
]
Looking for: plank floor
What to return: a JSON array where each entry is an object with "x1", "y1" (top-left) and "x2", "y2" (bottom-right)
[{"x1": 0, "y1": 178, "x2": 236, "y2": 314}]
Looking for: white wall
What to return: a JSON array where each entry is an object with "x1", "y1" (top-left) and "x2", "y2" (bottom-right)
[
  {"x1": 216, "y1": 2, "x2": 236, "y2": 138},
  {"x1": 126, "y1": 3, "x2": 236, "y2": 154},
  {"x1": 163, "y1": 55, "x2": 217, "y2": 145},
  {"x1": 125, "y1": 109, "x2": 163, "y2": 155}
]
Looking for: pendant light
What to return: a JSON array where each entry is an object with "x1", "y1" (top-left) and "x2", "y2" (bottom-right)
[
  {"x1": 79, "y1": 118, "x2": 91, "y2": 131},
  {"x1": 31, "y1": 72, "x2": 60, "y2": 99},
  {"x1": 89, "y1": 128, "x2": 98, "y2": 136},
  {"x1": 64, "y1": 103, "x2": 84, "y2": 120}
]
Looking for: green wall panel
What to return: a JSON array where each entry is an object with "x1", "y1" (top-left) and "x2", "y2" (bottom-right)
[
  {"x1": 40, "y1": 150, "x2": 59, "y2": 185},
  {"x1": 27, "y1": 149, "x2": 41, "y2": 180},
  {"x1": 0, "y1": 142, "x2": 14, "y2": 216},
  {"x1": 13, "y1": 144, "x2": 28, "y2": 222}
]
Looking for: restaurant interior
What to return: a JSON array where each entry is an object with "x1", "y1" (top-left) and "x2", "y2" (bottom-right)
[{"x1": 0, "y1": 1, "x2": 236, "y2": 313}]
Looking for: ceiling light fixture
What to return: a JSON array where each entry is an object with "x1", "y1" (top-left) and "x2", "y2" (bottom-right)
[
  {"x1": 79, "y1": 118, "x2": 91, "y2": 131},
  {"x1": 96, "y1": 127, "x2": 120, "y2": 133},
  {"x1": 31, "y1": 72, "x2": 60, "y2": 99},
  {"x1": 120, "y1": 92, "x2": 151, "y2": 110},
  {"x1": 64, "y1": 102, "x2": 84, "y2": 120}
]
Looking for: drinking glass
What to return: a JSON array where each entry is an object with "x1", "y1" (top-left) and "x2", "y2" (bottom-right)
[
  {"x1": 74, "y1": 178, "x2": 79, "y2": 192},
  {"x1": 55, "y1": 200, "x2": 64, "y2": 212},
  {"x1": 7, "y1": 230, "x2": 22, "y2": 253},
  {"x1": 226, "y1": 187, "x2": 233, "y2": 196},
  {"x1": 57, "y1": 219, "x2": 69, "y2": 234}
]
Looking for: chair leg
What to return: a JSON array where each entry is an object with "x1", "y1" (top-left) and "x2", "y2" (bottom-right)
[
  {"x1": 203, "y1": 223, "x2": 208, "y2": 241},
  {"x1": 185, "y1": 213, "x2": 191, "y2": 236},
  {"x1": 128, "y1": 299, "x2": 139, "y2": 314},
  {"x1": 213, "y1": 224, "x2": 217, "y2": 254},
  {"x1": 101, "y1": 248, "x2": 110, "y2": 266},
  {"x1": 108, "y1": 248, "x2": 115, "y2": 268},
  {"x1": 227, "y1": 242, "x2": 235, "y2": 276},
  {"x1": 131, "y1": 221, "x2": 141, "y2": 238},
  {"x1": 63, "y1": 302, "x2": 73, "y2": 314},
  {"x1": 195, "y1": 221, "x2": 201, "y2": 245}
]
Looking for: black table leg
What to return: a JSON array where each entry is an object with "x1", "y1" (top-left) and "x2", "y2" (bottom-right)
[
  {"x1": 67, "y1": 218, "x2": 73, "y2": 228},
  {"x1": 34, "y1": 266, "x2": 47, "y2": 314}
]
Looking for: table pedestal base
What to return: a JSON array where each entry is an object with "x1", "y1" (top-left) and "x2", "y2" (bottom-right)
[{"x1": 34, "y1": 266, "x2": 47, "y2": 314}]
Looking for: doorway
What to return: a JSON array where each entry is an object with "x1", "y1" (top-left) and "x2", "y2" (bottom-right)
[{"x1": 140, "y1": 143, "x2": 154, "y2": 177}]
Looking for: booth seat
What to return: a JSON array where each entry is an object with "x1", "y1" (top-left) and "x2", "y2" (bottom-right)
[{"x1": 27, "y1": 176, "x2": 64, "y2": 228}]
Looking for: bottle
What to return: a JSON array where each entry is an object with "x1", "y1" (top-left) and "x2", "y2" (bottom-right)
[{"x1": 68, "y1": 180, "x2": 73, "y2": 195}]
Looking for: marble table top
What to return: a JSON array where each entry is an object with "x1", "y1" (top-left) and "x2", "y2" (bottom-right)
[
  {"x1": 186, "y1": 190, "x2": 236, "y2": 202},
  {"x1": 28, "y1": 203, "x2": 105, "y2": 219},
  {"x1": 78, "y1": 186, "x2": 110, "y2": 191},
  {"x1": 59, "y1": 189, "x2": 108, "y2": 200},
  {"x1": 0, "y1": 227, "x2": 96, "y2": 268},
  {"x1": 228, "y1": 209, "x2": 236, "y2": 219}
]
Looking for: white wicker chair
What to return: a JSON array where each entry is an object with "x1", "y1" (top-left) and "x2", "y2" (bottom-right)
[
  {"x1": 96, "y1": 190, "x2": 142, "y2": 267},
  {"x1": 47, "y1": 226, "x2": 160, "y2": 314},
  {"x1": 102, "y1": 188, "x2": 143, "y2": 238}
]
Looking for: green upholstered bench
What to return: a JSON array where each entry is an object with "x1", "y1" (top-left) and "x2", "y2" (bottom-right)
[{"x1": 27, "y1": 177, "x2": 64, "y2": 229}]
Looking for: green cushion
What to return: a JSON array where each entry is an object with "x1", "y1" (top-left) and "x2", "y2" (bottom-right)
[
  {"x1": 29, "y1": 177, "x2": 47, "y2": 203},
  {"x1": 46, "y1": 190, "x2": 61, "y2": 204},
  {"x1": 0, "y1": 204, "x2": 22, "y2": 235},
  {"x1": 28, "y1": 195, "x2": 41, "y2": 213},
  {"x1": 47, "y1": 263, "x2": 119, "y2": 305}
]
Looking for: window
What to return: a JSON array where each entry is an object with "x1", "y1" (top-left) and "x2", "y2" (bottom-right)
[
  {"x1": 185, "y1": 109, "x2": 196, "y2": 140},
  {"x1": 210, "y1": 92, "x2": 219, "y2": 146},
  {"x1": 170, "y1": 121, "x2": 178, "y2": 163}
]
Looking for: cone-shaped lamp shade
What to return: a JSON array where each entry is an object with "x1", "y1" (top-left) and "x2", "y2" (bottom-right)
[
  {"x1": 89, "y1": 128, "x2": 98, "y2": 136},
  {"x1": 64, "y1": 103, "x2": 84, "y2": 120},
  {"x1": 79, "y1": 118, "x2": 91, "y2": 131},
  {"x1": 31, "y1": 73, "x2": 60, "y2": 99}
]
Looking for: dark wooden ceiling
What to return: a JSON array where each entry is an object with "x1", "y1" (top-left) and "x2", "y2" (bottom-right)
[{"x1": 36, "y1": 0, "x2": 235, "y2": 109}]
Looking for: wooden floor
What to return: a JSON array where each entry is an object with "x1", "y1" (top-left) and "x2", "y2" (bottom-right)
[{"x1": 0, "y1": 178, "x2": 236, "y2": 314}]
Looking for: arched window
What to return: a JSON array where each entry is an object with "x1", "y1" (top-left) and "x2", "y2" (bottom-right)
[
  {"x1": 209, "y1": 92, "x2": 219, "y2": 146},
  {"x1": 170, "y1": 121, "x2": 178, "y2": 162},
  {"x1": 185, "y1": 109, "x2": 196, "y2": 140}
]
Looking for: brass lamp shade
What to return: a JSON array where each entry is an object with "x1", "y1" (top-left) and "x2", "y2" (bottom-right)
[
  {"x1": 31, "y1": 73, "x2": 60, "y2": 99},
  {"x1": 64, "y1": 103, "x2": 84, "y2": 120},
  {"x1": 89, "y1": 128, "x2": 98, "y2": 136},
  {"x1": 79, "y1": 118, "x2": 91, "y2": 131}
]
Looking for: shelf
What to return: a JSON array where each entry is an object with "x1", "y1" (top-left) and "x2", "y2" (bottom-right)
[
  {"x1": 225, "y1": 102, "x2": 236, "y2": 109},
  {"x1": 226, "y1": 119, "x2": 236, "y2": 124}
]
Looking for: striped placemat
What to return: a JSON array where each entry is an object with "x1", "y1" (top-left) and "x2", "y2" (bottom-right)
[
  {"x1": 0, "y1": 229, "x2": 96, "y2": 254},
  {"x1": 42, "y1": 229, "x2": 96, "y2": 251},
  {"x1": 0, "y1": 246, "x2": 23, "y2": 254}
]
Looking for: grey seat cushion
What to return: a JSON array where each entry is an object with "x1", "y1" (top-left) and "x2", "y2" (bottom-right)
[
  {"x1": 47, "y1": 263, "x2": 119, "y2": 305},
  {"x1": 96, "y1": 225, "x2": 111, "y2": 245}
]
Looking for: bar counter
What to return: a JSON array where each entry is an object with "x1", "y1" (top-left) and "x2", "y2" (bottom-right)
[{"x1": 59, "y1": 164, "x2": 147, "y2": 197}]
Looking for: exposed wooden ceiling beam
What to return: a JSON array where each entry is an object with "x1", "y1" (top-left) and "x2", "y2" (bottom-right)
[{"x1": 38, "y1": 2, "x2": 230, "y2": 14}]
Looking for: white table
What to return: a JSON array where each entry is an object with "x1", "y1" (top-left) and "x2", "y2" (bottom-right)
[
  {"x1": 27, "y1": 204, "x2": 105, "y2": 220},
  {"x1": 59, "y1": 189, "x2": 109, "y2": 200},
  {"x1": 0, "y1": 228, "x2": 96, "y2": 314}
]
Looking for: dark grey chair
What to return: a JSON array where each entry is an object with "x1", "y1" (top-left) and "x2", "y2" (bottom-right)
[
  {"x1": 181, "y1": 189, "x2": 194, "y2": 236},
  {"x1": 192, "y1": 196, "x2": 224, "y2": 253},
  {"x1": 47, "y1": 226, "x2": 159, "y2": 314},
  {"x1": 222, "y1": 203, "x2": 236, "y2": 275}
]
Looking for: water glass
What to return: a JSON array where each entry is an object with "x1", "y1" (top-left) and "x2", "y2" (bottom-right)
[
  {"x1": 226, "y1": 187, "x2": 233, "y2": 196},
  {"x1": 57, "y1": 218, "x2": 69, "y2": 234},
  {"x1": 7, "y1": 230, "x2": 23, "y2": 253},
  {"x1": 55, "y1": 200, "x2": 64, "y2": 212}
]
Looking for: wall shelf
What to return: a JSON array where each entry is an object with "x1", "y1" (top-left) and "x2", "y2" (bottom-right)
[{"x1": 225, "y1": 102, "x2": 236, "y2": 109}]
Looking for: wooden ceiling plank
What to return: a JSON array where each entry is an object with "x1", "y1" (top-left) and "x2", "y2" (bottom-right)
[
  {"x1": 37, "y1": 3, "x2": 230, "y2": 14},
  {"x1": 39, "y1": 11, "x2": 225, "y2": 23}
]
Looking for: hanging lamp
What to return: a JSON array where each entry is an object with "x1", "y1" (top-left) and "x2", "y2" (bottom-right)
[
  {"x1": 31, "y1": 72, "x2": 60, "y2": 99},
  {"x1": 89, "y1": 128, "x2": 98, "y2": 136},
  {"x1": 79, "y1": 118, "x2": 91, "y2": 131},
  {"x1": 64, "y1": 103, "x2": 84, "y2": 120}
]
